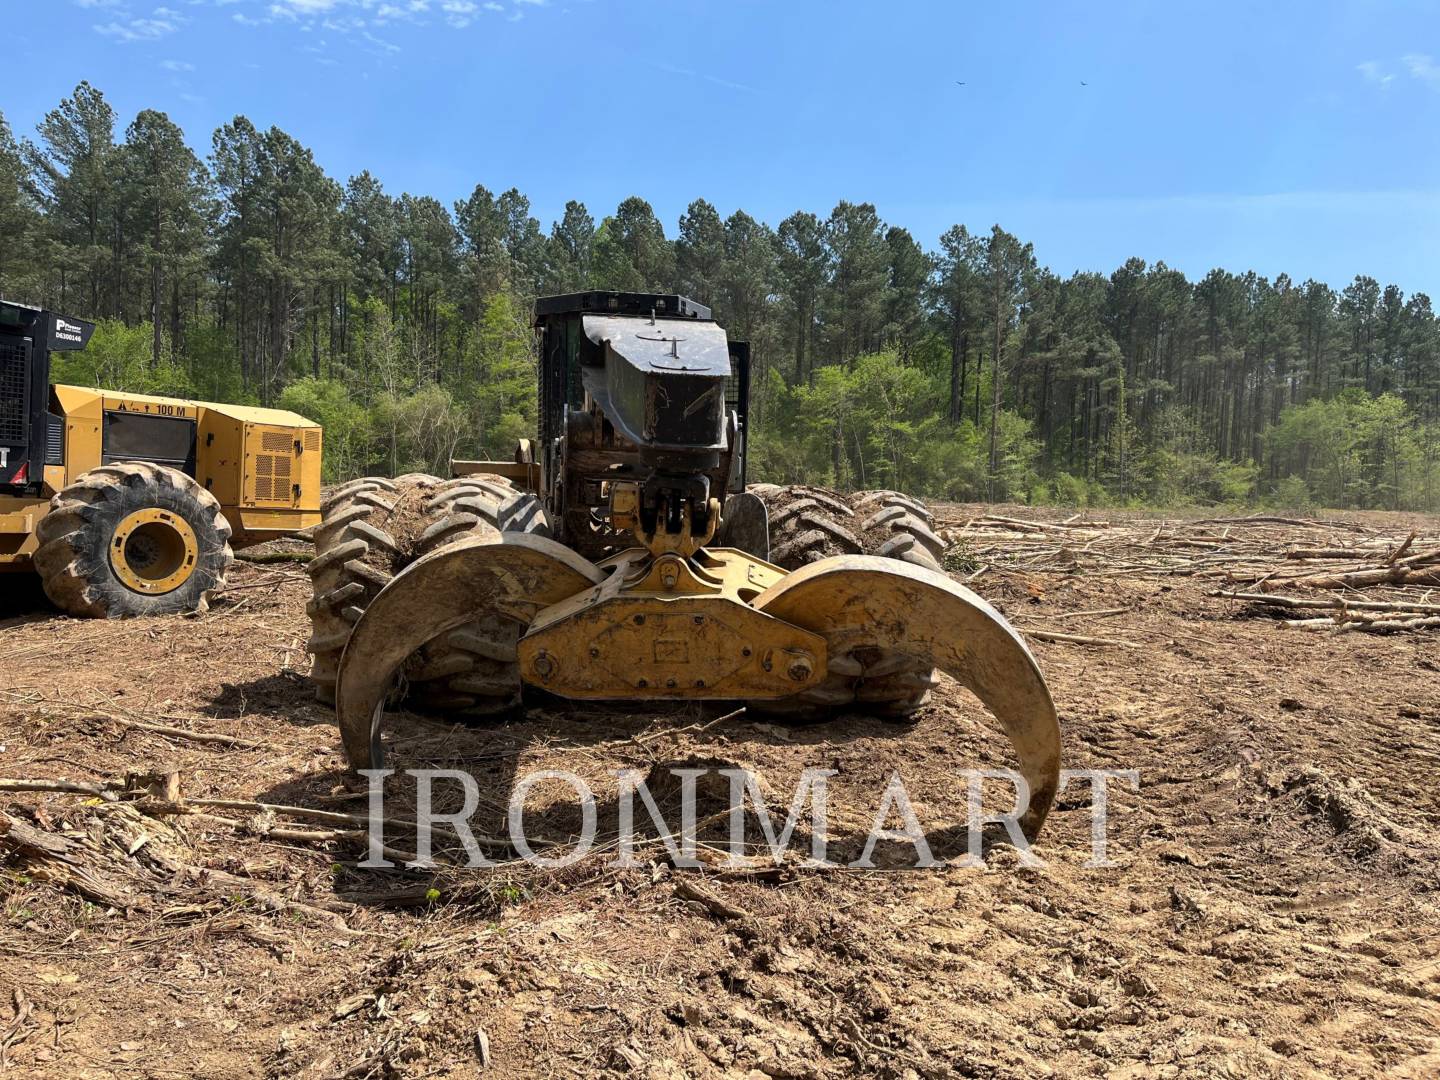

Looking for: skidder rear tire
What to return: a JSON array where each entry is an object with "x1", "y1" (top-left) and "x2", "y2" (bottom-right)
[{"x1": 34, "y1": 462, "x2": 233, "y2": 619}]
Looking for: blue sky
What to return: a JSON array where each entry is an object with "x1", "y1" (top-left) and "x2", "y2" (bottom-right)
[{"x1": 11, "y1": 0, "x2": 1440, "y2": 296}]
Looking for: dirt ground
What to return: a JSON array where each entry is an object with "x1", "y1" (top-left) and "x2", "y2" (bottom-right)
[{"x1": 2, "y1": 506, "x2": 1439, "y2": 1079}]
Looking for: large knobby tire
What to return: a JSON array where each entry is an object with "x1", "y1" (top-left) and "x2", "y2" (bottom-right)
[
  {"x1": 34, "y1": 462, "x2": 234, "y2": 618},
  {"x1": 305, "y1": 473, "x2": 548, "y2": 716},
  {"x1": 305, "y1": 474, "x2": 417, "y2": 704},
  {"x1": 748, "y1": 483, "x2": 946, "y2": 720},
  {"x1": 404, "y1": 476, "x2": 549, "y2": 715},
  {"x1": 750, "y1": 484, "x2": 863, "y2": 567},
  {"x1": 851, "y1": 489, "x2": 947, "y2": 573}
]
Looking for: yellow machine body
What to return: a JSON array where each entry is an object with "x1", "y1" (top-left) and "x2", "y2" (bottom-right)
[
  {"x1": 0, "y1": 384, "x2": 321, "y2": 570},
  {"x1": 519, "y1": 547, "x2": 829, "y2": 700}
]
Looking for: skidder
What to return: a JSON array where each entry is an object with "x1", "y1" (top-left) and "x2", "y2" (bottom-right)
[{"x1": 308, "y1": 292, "x2": 1061, "y2": 841}]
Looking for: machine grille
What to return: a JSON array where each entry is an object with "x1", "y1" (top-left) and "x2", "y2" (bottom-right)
[
  {"x1": 46, "y1": 414, "x2": 64, "y2": 465},
  {"x1": 261, "y1": 430, "x2": 292, "y2": 452},
  {"x1": 254, "y1": 450, "x2": 294, "y2": 502},
  {"x1": 0, "y1": 339, "x2": 30, "y2": 445},
  {"x1": 303, "y1": 429, "x2": 320, "y2": 453}
]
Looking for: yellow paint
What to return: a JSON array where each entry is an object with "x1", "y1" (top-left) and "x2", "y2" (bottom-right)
[
  {"x1": 108, "y1": 507, "x2": 198, "y2": 595},
  {"x1": 237, "y1": 508, "x2": 321, "y2": 535},
  {"x1": 243, "y1": 423, "x2": 312, "y2": 508},
  {"x1": 608, "y1": 482, "x2": 720, "y2": 557},
  {"x1": 0, "y1": 495, "x2": 44, "y2": 568},
  {"x1": 519, "y1": 547, "x2": 828, "y2": 700},
  {"x1": 3, "y1": 384, "x2": 323, "y2": 571},
  {"x1": 51, "y1": 384, "x2": 313, "y2": 427},
  {"x1": 0, "y1": 497, "x2": 39, "y2": 535}
]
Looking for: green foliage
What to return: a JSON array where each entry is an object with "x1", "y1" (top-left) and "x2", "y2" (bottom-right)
[
  {"x1": 50, "y1": 319, "x2": 194, "y2": 397},
  {"x1": 462, "y1": 292, "x2": 537, "y2": 457},
  {"x1": 180, "y1": 323, "x2": 253, "y2": 405},
  {"x1": 753, "y1": 349, "x2": 1037, "y2": 501},
  {"x1": 1048, "y1": 471, "x2": 1096, "y2": 506},
  {"x1": 1268, "y1": 475, "x2": 1315, "y2": 512},
  {"x1": 1144, "y1": 446, "x2": 1258, "y2": 507},
  {"x1": 1266, "y1": 391, "x2": 1432, "y2": 509},
  {"x1": 942, "y1": 537, "x2": 978, "y2": 574}
]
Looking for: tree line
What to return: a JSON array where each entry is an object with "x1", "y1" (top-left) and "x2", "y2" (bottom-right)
[{"x1": 3, "y1": 82, "x2": 1438, "y2": 510}]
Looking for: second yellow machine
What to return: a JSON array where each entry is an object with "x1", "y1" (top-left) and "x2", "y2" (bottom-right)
[{"x1": 0, "y1": 301, "x2": 322, "y2": 617}]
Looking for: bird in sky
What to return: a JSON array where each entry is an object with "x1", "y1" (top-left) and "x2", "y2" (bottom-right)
[
  {"x1": 1080, "y1": 80, "x2": 1088, "y2": 86},
  {"x1": 956, "y1": 81, "x2": 965, "y2": 85}
]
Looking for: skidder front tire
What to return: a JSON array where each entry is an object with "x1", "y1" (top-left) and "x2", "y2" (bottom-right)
[
  {"x1": 404, "y1": 476, "x2": 549, "y2": 716},
  {"x1": 749, "y1": 484, "x2": 862, "y2": 569},
  {"x1": 34, "y1": 462, "x2": 233, "y2": 619},
  {"x1": 305, "y1": 473, "x2": 549, "y2": 714},
  {"x1": 853, "y1": 489, "x2": 946, "y2": 573},
  {"x1": 749, "y1": 483, "x2": 943, "y2": 720},
  {"x1": 306, "y1": 475, "x2": 414, "y2": 705}
]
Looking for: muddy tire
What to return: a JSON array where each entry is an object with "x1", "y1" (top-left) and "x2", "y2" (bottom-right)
[
  {"x1": 306, "y1": 477, "x2": 407, "y2": 704},
  {"x1": 749, "y1": 483, "x2": 944, "y2": 720},
  {"x1": 404, "y1": 477, "x2": 549, "y2": 716},
  {"x1": 34, "y1": 462, "x2": 234, "y2": 618},
  {"x1": 852, "y1": 489, "x2": 947, "y2": 573},
  {"x1": 305, "y1": 473, "x2": 548, "y2": 715},
  {"x1": 751, "y1": 484, "x2": 863, "y2": 569}
]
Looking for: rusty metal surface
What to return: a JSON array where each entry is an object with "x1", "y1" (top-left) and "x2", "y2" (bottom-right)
[
  {"x1": 450, "y1": 458, "x2": 541, "y2": 490},
  {"x1": 755, "y1": 555, "x2": 1061, "y2": 839},
  {"x1": 334, "y1": 533, "x2": 605, "y2": 769}
]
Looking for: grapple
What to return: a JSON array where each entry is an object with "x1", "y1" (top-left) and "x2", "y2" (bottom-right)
[
  {"x1": 335, "y1": 534, "x2": 1060, "y2": 837},
  {"x1": 329, "y1": 292, "x2": 1061, "y2": 840}
]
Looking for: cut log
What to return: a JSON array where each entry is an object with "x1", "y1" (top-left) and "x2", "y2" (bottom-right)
[
  {"x1": 1025, "y1": 629, "x2": 1138, "y2": 648},
  {"x1": 1213, "y1": 591, "x2": 1440, "y2": 614},
  {"x1": 1286, "y1": 563, "x2": 1440, "y2": 590}
]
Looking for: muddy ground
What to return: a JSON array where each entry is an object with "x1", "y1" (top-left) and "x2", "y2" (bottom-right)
[{"x1": 2, "y1": 506, "x2": 1438, "y2": 1079}]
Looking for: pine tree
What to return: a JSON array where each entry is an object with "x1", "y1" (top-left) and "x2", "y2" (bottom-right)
[
  {"x1": 117, "y1": 109, "x2": 211, "y2": 366},
  {"x1": 0, "y1": 110, "x2": 42, "y2": 301},
  {"x1": 675, "y1": 198, "x2": 725, "y2": 305},
  {"x1": 544, "y1": 200, "x2": 594, "y2": 292},
  {"x1": 776, "y1": 210, "x2": 827, "y2": 383},
  {"x1": 24, "y1": 82, "x2": 118, "y2": 315}
]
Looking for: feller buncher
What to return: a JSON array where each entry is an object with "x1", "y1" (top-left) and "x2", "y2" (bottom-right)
[
  {"x1": 0, "y1": 300, "x2": 322, "y2": 617},
  {"x1": 309, "y1": 292, "x2": 1061, "y2": 839}
]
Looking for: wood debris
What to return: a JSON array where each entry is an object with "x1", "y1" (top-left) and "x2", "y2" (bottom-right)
[{"x1": 935, "y1": 506, "x2": 1440, "y2": 637}]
